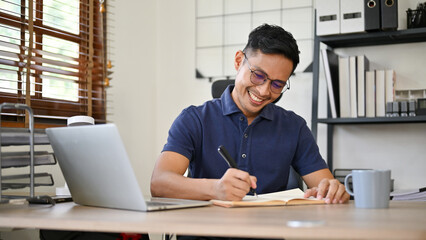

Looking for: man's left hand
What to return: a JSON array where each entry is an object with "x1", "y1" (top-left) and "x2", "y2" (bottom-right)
[{"x1": 304, "y1": 178, "x2": 350, "y2": 204}]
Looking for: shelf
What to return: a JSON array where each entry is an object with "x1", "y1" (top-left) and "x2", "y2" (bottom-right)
[
  {"x1": 318, "y1": 28, "x2": 426, "y2": 48},
  {"x1": 0, "y1": 128, "x2": 49, "y2": 146},
  {"x1": 311, "y1": 22, "x2": 426, "y2": 172},
  {"x1": 317, "y1": 116, "x2": 426, "y2": 125}
]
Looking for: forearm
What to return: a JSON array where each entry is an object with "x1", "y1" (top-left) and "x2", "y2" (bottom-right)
[
  {"x1": 150, "y1": 171, "x2": 217, "y2": 200},
  {"x1": 303, "y1": 168, "x2": 334, "y2": 188}
]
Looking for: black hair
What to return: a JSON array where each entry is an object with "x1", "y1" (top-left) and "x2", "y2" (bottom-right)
[{"x1": 243, "y1": 24, "x2": 300, "y2": 74}]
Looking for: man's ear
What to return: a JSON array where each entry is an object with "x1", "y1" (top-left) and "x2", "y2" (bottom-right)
[{"x1": 234, "y1": 50, "x2": 244, "y2": 71}]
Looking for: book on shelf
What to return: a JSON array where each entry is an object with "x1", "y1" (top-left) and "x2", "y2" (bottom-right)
[
  {"x1": 385, "y1": 70, "x2": 396, "y2": 104},
  {"x1": 211, "y1": 188, "x2": 325, "y2": 208},
  {"x1": 375, "y1": 70, "x2": 386, "y2": 117},
  {"x1": 339, "y1": 56, "x2": 351, "y2": 118},
  {"x1": 321, "y1": 52, "x2": 397, "y2": 119},
  {"x1": 357, "y1": 55, "x2": 370, "y2": 117},
  {"x1": 349, "y1": 56, "x2": 358, "y2": 118},
  {"x1": 320, "y1": 49, "x2": 340, "y2": 118},
  {"x1": 365, "y1": 70, "x2": 376, "y2": 117}
]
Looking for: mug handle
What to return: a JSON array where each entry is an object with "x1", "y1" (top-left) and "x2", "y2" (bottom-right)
[{"x1": 344, "y1": 173, "x2": 354, "y2": 196}]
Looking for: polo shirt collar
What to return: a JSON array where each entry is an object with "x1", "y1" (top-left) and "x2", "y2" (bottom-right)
[{"x1": 220, "y1": 85, "x2": 274, "y2": 121}]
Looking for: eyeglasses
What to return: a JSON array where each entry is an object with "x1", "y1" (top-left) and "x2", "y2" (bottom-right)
[{"x1": 243, "y1": 52, "x2": 290, "y2": 94}]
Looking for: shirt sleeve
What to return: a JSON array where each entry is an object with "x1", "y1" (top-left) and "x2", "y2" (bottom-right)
[
  {"x1": 162, "y1": 106, "x2": 202, "y2": 162},
  {"x1": 291, "y1": 118, "x2": 328, "y2": 176}
]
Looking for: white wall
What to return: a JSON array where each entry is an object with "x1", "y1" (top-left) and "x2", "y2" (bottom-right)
[
  {"x1": 155, "y1": 1, "x2": 211, "y2": 155},
  {"x1": 109, "y1": 0, "x2": 158, "y2": 195},
  {"x1": 109, "y1": 0, "x2": 426, "y2": 196}
]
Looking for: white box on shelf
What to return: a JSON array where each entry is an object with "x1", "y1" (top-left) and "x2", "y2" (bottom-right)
[
  {"x1": 316, "y1": 0, "x2": 340, "y2": 36},
  {"x1": 340, "y1": 0, "x2": 365, "y2": 34}
]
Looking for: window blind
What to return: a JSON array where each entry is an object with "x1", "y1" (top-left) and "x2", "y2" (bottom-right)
[{"x1": 0, "y1": 0, "x2": 111, "y2": 128}]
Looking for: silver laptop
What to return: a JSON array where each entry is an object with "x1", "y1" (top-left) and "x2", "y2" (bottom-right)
[{"x1": 46, "y1": 123, "x2": 210, "y2": 211}]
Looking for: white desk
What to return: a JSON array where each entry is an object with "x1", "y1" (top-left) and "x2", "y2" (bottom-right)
[{"x1": 0, "y1": 201, "x2": 425, "y2": 239}]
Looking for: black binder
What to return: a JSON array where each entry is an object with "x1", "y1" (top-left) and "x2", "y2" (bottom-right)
[
  {"x1": 365, "y1": 0, "x2": 381, "y2": 31},
  {"x1": 381, "y1": 0, "x2": 398, "y2": 30}
]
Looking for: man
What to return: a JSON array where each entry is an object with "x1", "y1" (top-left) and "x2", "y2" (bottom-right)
[{"x1": 151, "y1": 24, "x2": 349, "y2": 205}]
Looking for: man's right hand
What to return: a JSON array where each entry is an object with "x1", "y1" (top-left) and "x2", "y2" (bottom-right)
[
  {"x1": 151, "y1": 151, "x2": 257, "y2": 201},
  {"x1": 213, "y1": 168, "x2": 257, "y2": 201}
]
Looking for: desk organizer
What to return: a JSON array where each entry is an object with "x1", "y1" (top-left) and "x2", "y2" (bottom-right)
[{"x1": 0, "y1": 103, "x2": 54, "y2": 204}]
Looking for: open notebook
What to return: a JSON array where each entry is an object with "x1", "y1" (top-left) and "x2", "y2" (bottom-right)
[{"x1": 211, "y1": 188, "x2": 325, "y2": 208}]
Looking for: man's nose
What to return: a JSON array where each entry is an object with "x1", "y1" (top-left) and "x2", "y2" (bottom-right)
[{"x1": 257, "y1": 80, "x2": 271, "y2": 97}]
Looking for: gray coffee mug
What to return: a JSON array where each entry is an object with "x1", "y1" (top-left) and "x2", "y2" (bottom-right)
[{"x1": 344, "y1": 170, "x2": 391, "y2": 209}]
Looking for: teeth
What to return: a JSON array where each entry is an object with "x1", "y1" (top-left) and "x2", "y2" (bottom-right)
[{"x1": 249, "y1": 91, "x2": 262, "y2": 102}]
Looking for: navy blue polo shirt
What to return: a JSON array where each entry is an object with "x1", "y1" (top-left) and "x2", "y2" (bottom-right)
[{"x1": 163, "y1": 85, "x2": 327, "y2": 194}]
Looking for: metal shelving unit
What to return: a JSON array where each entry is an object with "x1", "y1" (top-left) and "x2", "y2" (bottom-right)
[
  {"x1": 0, "y1": 103, "x2": 54, "y2": 204},
  {"x1": 311, "y1": 27, "x2": 426, "y2": 171}
]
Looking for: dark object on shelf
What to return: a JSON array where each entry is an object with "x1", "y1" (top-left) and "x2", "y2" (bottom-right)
[
  {"x1": 386, "y1": 102, "x2": 393, "y2": 117},
  {"x1": 407, "y1": 2, "x2": 426, "y2": 29},
  {"x1": 381, "y1": 0, "x2": 398, "y2": 31},
  {"x1": 387, "y1": 101, "x2": 414, "y2": 117},
  {"x1": 365, "y1": 0, "x2": 381, "y2": 31},
  {"x1": 416, "y1": 98, "x2": 426, "y2": 115},
  {"x1": 392, "y1": 101, "x2": 400, "y2": 117},
  {"x1": 400, "y1": 101, "x2": 408, "y2": 117},
  {"x1": 409, "y1": 100, "x2": 417, "y2": 116}
]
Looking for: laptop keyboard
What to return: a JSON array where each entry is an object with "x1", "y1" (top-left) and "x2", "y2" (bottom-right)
[{"x1": 145, "y1": 201, "x2": 178, "y2": 207}]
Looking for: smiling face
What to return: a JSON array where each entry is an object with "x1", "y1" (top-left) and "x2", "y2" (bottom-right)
[{"x1": 231, "y1": 50, "x2": 293, "y2": 124}]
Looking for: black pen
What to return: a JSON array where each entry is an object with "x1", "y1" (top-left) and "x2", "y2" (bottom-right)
[{"x1": 217, "y1": 145, "x2": 257, "y2": 197}]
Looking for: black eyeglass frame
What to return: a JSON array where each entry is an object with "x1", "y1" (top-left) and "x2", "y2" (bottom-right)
[{"x1": 242, "y1": 52, "x2": 290, "y2": 94}]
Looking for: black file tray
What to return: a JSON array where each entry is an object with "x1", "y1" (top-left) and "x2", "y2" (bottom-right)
[
  {"x1": 1, "y1": 172, "x2": 54, "y2": 190},
  {"x1": 0, "y1": 128, "x2": 50, "y2": 146},
  {"x1": 1, "y1": 151, "x2": 56, "y2": 168}
]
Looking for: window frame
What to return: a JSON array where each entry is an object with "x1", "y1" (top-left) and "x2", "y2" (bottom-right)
[{"x1": 0, "y1": 0, "x2": 108, "y2": 128}]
